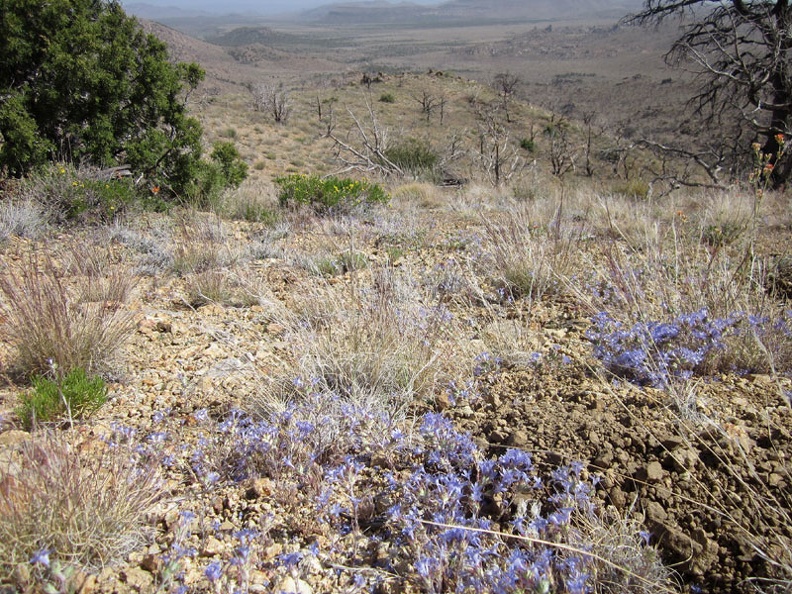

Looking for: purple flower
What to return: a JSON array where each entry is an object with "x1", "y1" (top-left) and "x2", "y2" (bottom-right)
[
  {"x1": 30, "y1": 548, "x2": 50, "y2": 567},
  {"x1": 278, "y1": 551, "x2": 303, "y2": 567},
  {"x1": 204, "y1": 560, "x2": 223, "y2": 582}
]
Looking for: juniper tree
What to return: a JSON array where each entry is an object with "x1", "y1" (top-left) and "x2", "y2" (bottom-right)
[{"x1": 0, "y1": 0, "x2": 211, "y2": 194}]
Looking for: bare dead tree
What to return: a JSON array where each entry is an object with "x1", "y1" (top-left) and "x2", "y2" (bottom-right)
[
  {"x1": 250, "y1": 82, "x2": 291, "y2": 124},
  {"x1": 493, "y1": 72, "x2": 520, "y2": 123},
  {"x1": 581, "y1": 112, "x2": 598, "y2": 177},
  {"x1": 326, "y1": 101, "x2": 404, "y2": 176},
  {"x1": 627, "y1": 0, "x2": 792, "y2": 185},
  {"x1": 475, "y1": 102, "x2": 524, "y2": 186},
  {"x1": 544, "y1": 115, "x2": 578, "y2": 178},
  {"x1": 412, "y1": 90, "x2": 444, "y2": 123}
]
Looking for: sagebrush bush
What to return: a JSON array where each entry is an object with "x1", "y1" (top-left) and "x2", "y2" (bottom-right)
[
  {"x1": 275, "y1": 173, "x2": 389, "y2": 214},
  {"x1": 0, "y1": 252, "x2": 135, "y2": 376},
  {"x1": 16, "y1": 368, "x2": 107, "y2": 430}
]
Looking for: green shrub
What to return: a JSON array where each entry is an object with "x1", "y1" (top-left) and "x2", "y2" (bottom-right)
[
  {"x1": 275, "y1": 174, "x2": 389, "y2": 214},
  {"x1": 384, "y1": 138, "x2": 438, "y2": 176},
  {"x1": 19, "y1": 163, "x2": 141, "y2": 223},
  {"x1": 520, "y1": 138, "x2": 536, "y2": 152},
  {"x1": 17, "y1": 368, "x2": 107, "y2": 429},
  {"x1": 211, "y1": 141, "x2": 249, "y2": 189},
  {"x1": 379, "y1": 92, "x2": 396, "y2": 103},
  {"x1": 184, "y1": 142, "x2": 249, "y2": 209}
]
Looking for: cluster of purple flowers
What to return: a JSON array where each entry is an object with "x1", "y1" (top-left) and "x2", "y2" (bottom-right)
[
  {"x1": 316, "y1": 411, "x2": 602, "y2": 593},
  {"x1": 586, "y1": 307, "x2": 792, "y2": 387},
  {"x1": 88, "y1": 389, "x2": 651, "y2": 592}
]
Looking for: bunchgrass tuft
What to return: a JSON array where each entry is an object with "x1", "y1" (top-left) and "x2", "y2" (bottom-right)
[
  {"x1": 170, "y1": 211, "x2": 237, "y2": 276},
  {"x1": 481, "y1": 200, "x2": 582, "y2": 301},
  {"x1": 0, "y1": 198, "x2": 46, "y2": 244},
  {"x1": 0, "y1": 431, "x2": 162, "y2": 582},
  {"x1": 0, "y1": 252, "x2": 136, "y2": 377},
  {"x1": 256, "y1": 265, "x2": 461, "y2": 419}
]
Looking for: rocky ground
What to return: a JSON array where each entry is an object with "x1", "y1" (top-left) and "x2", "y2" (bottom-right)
[{"x1": 0, "y1": 189, "x2": 790, "y2": 593}]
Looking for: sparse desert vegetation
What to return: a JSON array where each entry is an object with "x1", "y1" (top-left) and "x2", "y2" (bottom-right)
[{"x1": 1, "y1": 1, "x2": 792, "y2": 593}]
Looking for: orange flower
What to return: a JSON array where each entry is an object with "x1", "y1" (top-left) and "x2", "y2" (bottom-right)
[
  {"x1": 776, "y1": 133, "x2": 786, "y2": 145},
  {"x1": 763, "y1": 163, "x2": 774, "y2": 174},
  {"x1": 151, "y1": 185, "x2": 160, "y2": 195}
]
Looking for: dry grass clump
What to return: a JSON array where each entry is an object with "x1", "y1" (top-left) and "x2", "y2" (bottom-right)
[
  {"x1": 259, "y1": 264, "x2": 463, "y2": 418},
  {"x1": 481, "y1": 198, "x2": 584, "y2": 302},
  {"x1": 0, "y1": 431, "x2": 162, "y2": 582},
  {"x1": 170, "y1": 211, "x2": 238, "y2": 276},
  {"x1": 217, "y1": 179, "x2": 281, "y2": 224},
  {"x1": 0, "y1": 198, "x2": 46, "y2": 244},
  {"x1": 390, "y1": 181, "x2": 444, "y2": 208},
  {"x1": 62, "y1": 241, "x2": 138, "y2": 305},
  {"x1": 572, "y1": 507, "x2": 679, "y2": 594},
  {"x1": 183, "y1": 267, "x2": 267, "y2": 308},
  {"x1": 0, "y1": 252, "x2": 136, "y2": 377}
]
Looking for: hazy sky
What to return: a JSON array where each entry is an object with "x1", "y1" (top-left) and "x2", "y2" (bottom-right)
[{"x1": 123, "y1": 0, "x2": 443, "y2": 16}]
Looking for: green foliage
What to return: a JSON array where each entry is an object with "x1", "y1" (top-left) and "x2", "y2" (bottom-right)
[
  {"x1": 20, "y1": 163, "x2": 141, "y2": 223},
  {"x1": 520, "y1": 138, "x2": 536, "y2": 152},
  {"x1": 183, "y1": 142, "x2": 249, "y2": 209},
  {"x1": 383, "y1": 138, "x2": 438, "y2": 177},
  {"x1": 379, "y1": 92, "x2": 396, "y2": 103},
  {"x1": 17, "y1": 368, "x2": 107, "y2": 429},
  {"x1": 275, "y1": 174, "x2": 389, "y2": 214},
  {"x1": 0, "y1": 0, "x2": 227, "y2": 198},
  {"x1": 211, "y1": 142, "x2": 249, "y2": 188}
]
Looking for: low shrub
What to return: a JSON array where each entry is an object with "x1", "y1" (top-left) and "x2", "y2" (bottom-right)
[
  {"x1": 178, "y1": 399, "x2": 672, "y2": 593},
  {"x1": 275, "y1": 173, "x2": 389, "y2": 214},
  {"x1": 384, "y1": 137, "x2": 438, "y2": 177},
  {"x1": 519, "y1": 137, "x2": 536, "y2": 152},
  {"x1": 18, "y1": 163, "x2": 140, "y2": 223},
  {"x1": 183, "y1": 142, "x2": 249, "y2": 210},
  {"x1": 379, "y1": 92, "x2": 396, "y2": 103},
  {"x1": 17, "y1": 368, "x2": 107, "y2": 430}
]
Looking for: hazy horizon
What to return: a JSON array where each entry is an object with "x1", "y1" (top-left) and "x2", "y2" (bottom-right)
[{"x1": 121, "y1": 0, "x2": 444, "y2": 16}]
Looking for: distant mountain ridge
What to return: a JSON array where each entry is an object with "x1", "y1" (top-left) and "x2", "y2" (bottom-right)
[
  {"x1": 440, "y1": 0, "x2": 640, "y2": 20},
  {"x1": 300, "y1": 0, "x2": 642, "y2": 24}
]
